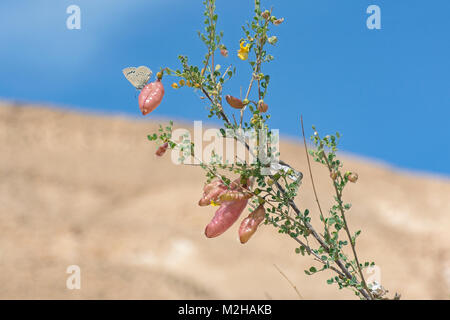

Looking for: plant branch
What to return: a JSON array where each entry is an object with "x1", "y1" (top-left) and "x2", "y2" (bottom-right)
[
  {"x1": 316, "y1": 132, "x2": 374, "y2": 300},
  {"x1": 300, "y1": 116, "x2": 331, "y2": 239}
]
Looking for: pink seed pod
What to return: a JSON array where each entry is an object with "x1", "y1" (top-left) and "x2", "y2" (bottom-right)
[
  {"x1": 155, "y1": 142, "x2": 169, "y2": 157},
  {"x1": 205, "y1": 198, "x2": 249, "y2": 238},
  {"x1": 347, "y1": 172, "x2": 359, "y2": 183},
  {"x1": 239, "y1": 204, "x2": 266, "y2": 244},
  {"x1": 138, "y1": 79, "x2": 165, "y2": 116},
  {"x1": 198, "y1": 180, "x2": 228, "y2": 206},
  {"x1": 220, "y1": 48, "x2": 229, "y2": 57},
  {"x1": 198, "y1": 178, "x2": 248, "y2": 207}
]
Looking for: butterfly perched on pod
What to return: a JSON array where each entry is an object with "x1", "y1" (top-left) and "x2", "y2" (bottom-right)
[
  {"x1": 123, "y1": 66, "x2": 165, "y2": 116},
  {"x1": 225, "y1": 95, "x2": 245, "y2": 109},
  {"x1": 123, "y1": 66, "x2": 152, "y2": 90}
]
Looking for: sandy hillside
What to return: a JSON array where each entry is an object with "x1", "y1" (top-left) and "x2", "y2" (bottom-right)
[{"x1": 0, "y1": 101, "x2": 449, "y2": 300}]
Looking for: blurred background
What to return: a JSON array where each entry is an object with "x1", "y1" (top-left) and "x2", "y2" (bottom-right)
[{"x1": 0, "y1": 0, "x2": 449, "y2": 299}]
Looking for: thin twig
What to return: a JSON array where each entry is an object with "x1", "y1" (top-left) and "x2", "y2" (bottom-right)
[
  {"x1": 240, "y1": 76, "x2": 255, "y2": 128},
  {"x1": 274, "y1": 264, "x2": 303, "y2": 299},
  {"x1": 300, "y1": 116, "x2": 330, "y2": 238}
]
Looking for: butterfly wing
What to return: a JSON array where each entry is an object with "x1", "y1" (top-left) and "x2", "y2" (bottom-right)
[{"x1": 123, "y1": 66, "x2": 152, "y2": 90}]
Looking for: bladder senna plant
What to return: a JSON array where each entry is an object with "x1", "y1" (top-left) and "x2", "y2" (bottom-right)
[{"x1": 128, "y1": 0, "x2": 399, "y2": 300}]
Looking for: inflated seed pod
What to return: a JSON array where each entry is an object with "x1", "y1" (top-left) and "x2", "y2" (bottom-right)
[
  {"x1": 198, "y1": 180, "x2": 228, "y2": 207},
  {"x1": 239, "y1": 204, "x2": 266, "y2": 244},
  {"x1": 155, "y1": 142, "x2": 169, "y2": 157},
  {"x1": 258, "y1": 100, "x2": 269, "y2": 113},
  {"x1": 205, "y1": 198, "x2": 248, "y2": 238},
  {"x1": 219, "y1": 190, "x2": 253, "y2": 202},
  {"x1": 225, "y1": 95, "x2": 245, "y2": 109},
  {"x1": 347, "y1": 172, "x2": 359, "y2": 183},
  {"x1": 138, "y1": 79, "x2": 165, "y2": 116},
  {"x1": 220, "y1": 48, "x2": 229, "y2": 57}
]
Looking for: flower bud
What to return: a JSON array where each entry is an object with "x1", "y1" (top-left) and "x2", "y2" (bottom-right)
[
  {"x1": 261, "y1": 10, "x2": 270, "y2": 20},
  {"x1": 346, "y1": 172, "x2": 359, "y2": 183},
  {"x1": 268, "y1": 36, "x2": 278, "y2": 45},
  {"x1": 273, "y1": 18, "x2": 285, "y2": 25},
  {"x1": 257, "y1": 73, "x2": 265, "y2": 80}
]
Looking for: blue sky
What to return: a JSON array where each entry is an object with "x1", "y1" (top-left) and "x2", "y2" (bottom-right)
[{"x1": 0, "y1": 0, "x2": 449, "y2": 176}]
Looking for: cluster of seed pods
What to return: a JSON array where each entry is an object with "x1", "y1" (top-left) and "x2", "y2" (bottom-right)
[
  {"x1": 199, "y1": 178, "x2": 265, "y2": 243},
  {"x1": 225, "y1": 95, "x2": 269, "y2": 113},
  {"x1": 135, "y1": 75, "x2": 267, "y2": 242}
]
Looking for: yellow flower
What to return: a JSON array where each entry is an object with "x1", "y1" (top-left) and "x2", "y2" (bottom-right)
[
  {"x1": 171, "y1": 83, "x2": 179, "y2": 89},
  {"x1": 179, "y1": 79, "x2": 185, "y2": 87},
  {"x1": 237, "y1": 41, "x2": 250, "y2": 61}
]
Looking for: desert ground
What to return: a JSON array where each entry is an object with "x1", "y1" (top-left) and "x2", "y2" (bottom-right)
[{"x1": 0, "y1": 101, "x2": 449, "y2": 299}]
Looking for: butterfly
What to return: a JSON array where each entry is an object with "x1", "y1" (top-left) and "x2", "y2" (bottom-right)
[{"x1": 122, "y1": 66, "x2": 152, "y2": 90}]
